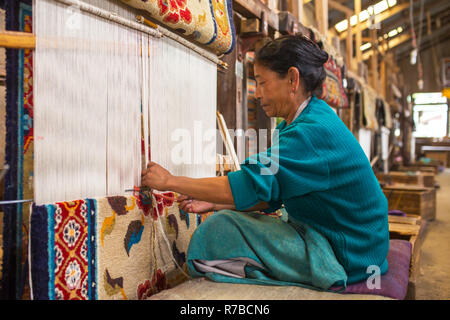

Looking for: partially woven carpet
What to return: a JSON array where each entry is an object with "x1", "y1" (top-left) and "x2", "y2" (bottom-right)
[{"x1": 29, "y1": 194, "x2": 209, "y2": 300}]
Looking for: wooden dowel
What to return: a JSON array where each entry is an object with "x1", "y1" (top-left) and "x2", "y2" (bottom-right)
[
  {"x1": 0, "y1": 31, "x2": 35, "y2": 50},
  {"x1": 136, "y1": 15, "x2": 159, "y2": 30},
  {"x1": 371, "y1": 155, "x2": 379, "y2": 167}
]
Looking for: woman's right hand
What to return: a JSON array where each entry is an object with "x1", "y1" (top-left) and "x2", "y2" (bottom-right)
[{"x1": 177, "y1": 194, "x2": 216, "y2": 214}]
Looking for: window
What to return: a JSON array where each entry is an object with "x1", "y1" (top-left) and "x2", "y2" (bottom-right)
[{"x1": 412, "y1": 92, "x2": 448, "y2": 138}]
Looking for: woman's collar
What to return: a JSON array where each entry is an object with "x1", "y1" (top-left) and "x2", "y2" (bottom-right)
[
  {"x1": 284, "y1": 95, "x2": 313, "y2": 126},
  {"x1": 292, "y1": 96, "x2": 312, "y2": 122}
]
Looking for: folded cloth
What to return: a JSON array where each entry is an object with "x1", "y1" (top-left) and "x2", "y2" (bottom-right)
[
  {"x1": 187, "y1": 210, "x2": 348, "y2": 292},
  {"x1": 388, "y1": 210, "x2": 407, "y2": 217}
]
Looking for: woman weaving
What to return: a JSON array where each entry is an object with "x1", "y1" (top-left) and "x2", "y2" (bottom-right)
[{"x1": 141, "y1": 35, "x2": 389, "y2": 291}]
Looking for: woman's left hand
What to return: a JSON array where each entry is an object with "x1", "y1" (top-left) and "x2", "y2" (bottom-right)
[{"x1": 141, "y1": 162, "x2": 174, "y2": 191}]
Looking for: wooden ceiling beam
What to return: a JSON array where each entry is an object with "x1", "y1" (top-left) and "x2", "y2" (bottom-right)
[
  {"x1": 328, "y1": 0, "x2": 353, "y2": 16},
  {"x1": 337, "y1": 2, "x2": 409, "y2": 40},
  {"x1": 362, "y1": 33, "x2": 411, "y2": 61},
  {"x1": 380, "y1": 0, "x2": 450, "y2": 36},
  {"x1": 233, "y1": 0, "x2": 279, "y2": 30}
]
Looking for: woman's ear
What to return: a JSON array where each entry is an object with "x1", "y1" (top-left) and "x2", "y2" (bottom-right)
[{"x1": 287, "y1": 67, "x2": 300, "y2": 93}]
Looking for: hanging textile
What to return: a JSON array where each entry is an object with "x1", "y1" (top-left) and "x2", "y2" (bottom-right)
[
  {"x1": 306, "y1": 27, "x2": 348, "y2": 109},
  {"x1": 1, "y1": 0, "x2": 33, "y2": 300},
  {"x1": 29, "y1": 194, "x2": 209, "y2": 300},
  {"x1": 320, "y1": 57, "x2": 349, "y2": 109},
  {"x1": 382, "y1": 101, "x2": 393, "y2": 129},
  {"x1": 120, "y1": 0, "x2": 236, "y2": 55},
  {"x1": 362, "y1": 85, "x2": 379, "y2": 130},
  {"x1": 352, "y1": 78, "x2": 363, "y2": 132}
]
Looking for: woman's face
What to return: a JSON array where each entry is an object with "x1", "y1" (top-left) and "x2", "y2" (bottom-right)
[{"x1": 254, "y1": 62, "x2": 292, "y2": 118}]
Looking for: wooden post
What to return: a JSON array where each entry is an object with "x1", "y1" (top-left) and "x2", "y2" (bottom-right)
[
  {"x1": 298, "y1": 0, "x2": 303, "y2": 24},
  {"x1": 346, "y1": 13, "x2": 353, "y2": 71},
  {"x1": 370, "y1": 28, "x2": 378, "y2": 90},
  {"x1": 217, "y1": 43, "x2": 239, "y2": 132},
  {"x1": 380, "y1": 58, "x2": 386, "y2": 98},
  {"x1": 286, "y1": 0, "x2": 304, "y2": 23},
  {"x1": 355, "y1": 0, "x2": 362, "y2": 62},
  {"x1": 315, "y1": 0, "x2": 328, "y2": 36}
]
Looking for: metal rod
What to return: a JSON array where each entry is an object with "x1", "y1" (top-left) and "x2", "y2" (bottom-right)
[{"x1": 0, "y1": 199, "x2": 33, "y2": 205}]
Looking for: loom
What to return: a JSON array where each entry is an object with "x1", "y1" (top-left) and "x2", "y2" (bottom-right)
[
  {"x1": 32, "y1": 0, "x2": 226, "y2": 205},
  {"x1": 0, "y1": 0, "x2": 236, "y2": 300}
]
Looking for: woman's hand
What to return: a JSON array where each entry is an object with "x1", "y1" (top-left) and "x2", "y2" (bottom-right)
[
  {"x1": 141, "y1": 162, "x2": 174, "y2": 191},
  {"x1": 177, "y1": 194, "x2": 216, "y2": 214}
]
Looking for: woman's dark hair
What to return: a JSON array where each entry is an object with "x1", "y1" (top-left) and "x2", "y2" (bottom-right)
[{"x1": 255, "y1": 35, "x2": 329, "y2": 95}]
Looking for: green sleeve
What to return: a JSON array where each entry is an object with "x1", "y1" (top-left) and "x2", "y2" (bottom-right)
[{"x1": 228, "y1": 124, "x2": 330, "y2": 211}]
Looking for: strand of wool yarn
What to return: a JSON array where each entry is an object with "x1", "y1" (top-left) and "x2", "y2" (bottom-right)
[{"x1": 146, "y1": 35, "x2": 217, "y2": 183}]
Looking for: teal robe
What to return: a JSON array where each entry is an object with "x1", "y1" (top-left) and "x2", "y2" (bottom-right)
[{"x1": 187, "y1": 96, "x2": 389, "y2": 289}]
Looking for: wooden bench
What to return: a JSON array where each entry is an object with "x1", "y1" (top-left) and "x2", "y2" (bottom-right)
[
  {"x1": 383, "y1": 184, "x2": 436, "y2": 221},
  {"x1": 377, "y1": 171, "x2": 436, "y2": 188},
  {"x1": 388, "y1": 215, "x2": 427, "y2": 300},
  {"x1": 396, "y1": 164, "x2": 440, "y2": 175}
]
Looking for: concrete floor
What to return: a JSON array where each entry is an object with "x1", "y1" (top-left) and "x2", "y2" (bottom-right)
[{"x1": 416, "y1": 168, "x2": 450, "y2": 300}]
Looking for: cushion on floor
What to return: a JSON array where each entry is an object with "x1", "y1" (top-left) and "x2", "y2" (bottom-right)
[{"x1": 332, "y1": 239, "x2": 412, "y2": 300}]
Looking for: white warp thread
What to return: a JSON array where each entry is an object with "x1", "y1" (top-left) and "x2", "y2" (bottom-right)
[{"x1": 34, "y1": 0, "x2": 217, "y2": 203}]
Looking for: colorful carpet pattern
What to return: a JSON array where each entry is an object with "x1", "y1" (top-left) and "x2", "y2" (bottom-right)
[
  {"x1": 120, "y1": 0, "x2": 236, "y2": 54},
  {"x1": 320, "y1": 57, "x2": 348, "y2": 109},
  {"x1": 29, "y1": 194, "x2": 211, "y2": 300}
]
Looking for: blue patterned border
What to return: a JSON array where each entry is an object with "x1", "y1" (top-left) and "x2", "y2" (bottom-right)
[
  {"x1": 205, "y1": 0, "x2": 218, "y2": 46},
  {"x1": 224, "y1": 0, "x2": 236, "y2": 54},
  {"x1": 87, "y1": 199, "x2": 98, "y2": 300}
]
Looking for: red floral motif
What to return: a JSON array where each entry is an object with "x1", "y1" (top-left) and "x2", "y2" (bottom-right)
[
  {"x1": 158, "y1": 0, "x2": 169, "y2": 15},
  {"x1": 179, "y1": 8, "x2": 192, "y2": 23},
  {"x1": 136, "y1": 195, "x2": 152, "y2": 217},
  {"x1": 158, "y1": 0, "x2": 192, "y2": 25},
  {"x1": 157, "y1": 192, "x2": 175, "y2": 207},
  {"x1": 136, "y1": 192, "x2": 175, "y2": 220},
  {"x1": 164, "y1": 12, "x2": 180, "y2": 24},
  {"x1": 150, "y1": 192, "x2": 175, "y2": 220},
  {"x1": 137, "y1": 280, "x2": 151, "y2": 300},
  {"x1": 137, "y1": 269, "x2": 167, "y2": 300}
]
